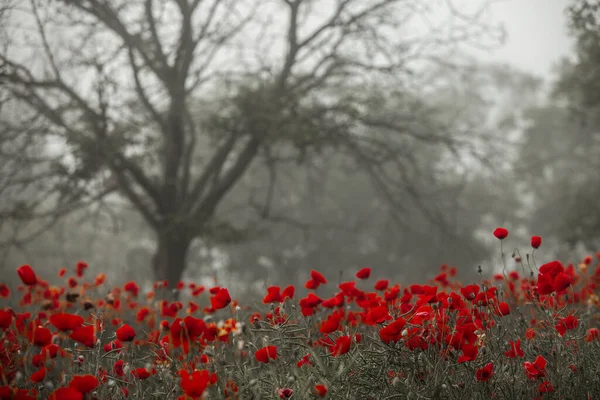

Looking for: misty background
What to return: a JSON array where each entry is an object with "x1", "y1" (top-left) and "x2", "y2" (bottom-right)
[{"x1": 0, "y1": 0, "x2": 598, "y2": 301}]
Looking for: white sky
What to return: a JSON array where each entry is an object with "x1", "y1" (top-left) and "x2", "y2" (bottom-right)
[{"x1": 484, "y1": 0, "x2": 573, "y2": 78}]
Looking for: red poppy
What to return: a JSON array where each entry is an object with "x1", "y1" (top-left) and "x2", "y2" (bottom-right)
[
  {"x1": 457, "y1": 343, "x2": 478, "y2": 363},
  {"x1": 124, "y1": 281, "x2": 140, "y2": 297},
  {"x1": 476, "y1": 363, "x2": 494, "y2": 382},
  {"x1": 131, "y1": 367, "x2": 154, "y2": 379},
  {"x1": 49, "y1": 387, "x2": 83, "y2": 400},
  {"x1": 504, "y1": 339, "x2": 524, "y2": 358},
  {"x1": 297, "y1": 354, "x2": 312, "y2": 368},
  {"x1": 282, "y1": 285, "x2": 295, "y2": 300},
  {"x1": 30, "y1": 367, "x2": 46, "y2": 383},
  {"x1": 210, "y1": 288, "x2": 231, "y2": 310},
  {"x1": 50, "y1": 313, "x2": 84, "y2": 332},
  {"x1": 585, "y1": 328, "x2": 600, "y2": 342},
  {"x1": 331, "y1": 335, "x2": 352, "y2": 356},
  {"x1": 374, "y1": 279, "x2": 389, "y2": 291},
  {"x1": 555, "y1": 315, "x2": 578, "y2": 336},
  {"x1": 524, "y1": 355, "x2": 547, "y2": 380},
  {"x1": 356, "y1": 267, "x2": 371, "y2": 279},
  {"x1": 531, "y1": 235, "x2": 542, "y2": 249},
  {"x1": 0, "y1": 309, "x2": 13, "y2": 330},
  {"x1": 311, "y1": 270, "x2": 327, "y2": 284},
  {"x1": 17, "y1": 265, "x2": 37, "y2": 286},
  {"x1": 179, "y1": 369, "x2": 216, "y2": 398},
  {"x1": 319, "y1": 313, "x2": 342, "y2": 334},
  {"x1": 314, "y1": 384, "x2": 328, "y2": 397},
  {"x1": 114, "y1": 360, "x2": 125, "y2": 377},
  {"x1": 553, "y1": 272, "x2": 572, "y2": 293},
  {"x1": 493, "y1": 227, "x2": 508, "y2": 240},
  {"x1": 69, "y1": 375, "x2": 99, "y2": 393},
  {"x1": 28, "y1": 325, "x2": 52, "y2": 347},
  {"x1": 255, "y1": 345, "x2": 278, "y2": 363},
  {"x1": 277, "y1": 388, "x2": 294, "y2": 398},
  {"x1": 539, "y1": 380, "x2": 555, "y2": 393},
  {"x1": 116, "y1": 324, "x2": 136, "y2": 342},
  {"x1": 304, "y1": 279, "x2": 318, "y2": 290},
  {"x1": 75, "y1": 261, "x2": 88, "y2": 277},
  {"x1": 379, "y1": 317, "x2": 407, "y2": 344},
  {"x1": 69, "y1": 325, "x2": 96, "y2": 348},
  {"x1": 0, "y1": 284, "x2": 9, "y2": 298},
  {"x1": 263, "y1": 286, "x2": 283, "y2": 304},
  {"x1": 460, "y1": 284, "x2": 480, "y2": 301},
  {"x1": 497, "y1": 302, "x2": 510, "y2": 316}
]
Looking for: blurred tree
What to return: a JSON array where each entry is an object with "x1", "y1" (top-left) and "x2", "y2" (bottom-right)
[
  {"x1": 218, "y1": 61, "x2": 542, "y2": 291},
  {"x1": 0, "y1": 0, "x2": 502, "y2": 287},
  {"x1": 515, "y1": 0, "x2": 600, "y2": 251}
]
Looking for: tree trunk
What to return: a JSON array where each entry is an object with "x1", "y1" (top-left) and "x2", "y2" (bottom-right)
[{"x1": 152, "y1": 232, "x2": 192, "y2": 293}]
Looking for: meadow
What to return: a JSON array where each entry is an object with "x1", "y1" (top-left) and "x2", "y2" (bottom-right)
[{"x1": 1, "y1": 228, "x2": 600, "y2": 399}]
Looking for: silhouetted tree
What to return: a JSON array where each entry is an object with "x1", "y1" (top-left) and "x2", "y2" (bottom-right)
[{"x1": 0, "y1": 0, "x2": 501, "y2": 287}]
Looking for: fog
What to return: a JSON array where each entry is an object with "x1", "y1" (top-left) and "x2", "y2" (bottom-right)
[{"x1": 1, "y1": 0, "x2": 597, "y2": 301}]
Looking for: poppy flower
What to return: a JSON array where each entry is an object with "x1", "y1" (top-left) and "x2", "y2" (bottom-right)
[
  {"x1": 116, "y1": 324, "x2": 136, "y2": 342},
  {"x1": 124, "y1": 281, "x2": 140, "y2": 297},
  {"x1": 299, "y1": 293, "x2": 322, "y2": 309},
  {"x1": 553, "y1": 272, "x2": 572, "y2": 293},
  {"x1": 69, "y1": 325, "x2": 96, "y2": 348},
  {"x1": 277, "y1": 388, "x2": 294, "y2": 398},
  {"x1": 0, "y1": 309, "x2": 13, "y2": 330},
  {"x1": 281, "y1": 285, "x2": 295, "y2": 300},
  {"x1": 320, "y1": 313, "x2": 342, "y2": 334},
  {"x1": 311, "y1": 270, "x2": 327, "y2": 284},
  {"x1": 50, "y1": 313, "x2": 84, "y2": 332},
  {"x1": 263, "y1": 286, "x2": 283, "y2": 304},
  {"x1": 497, "y1": 302, "x2": 510, "y2": 316},
  {"x1": 305, "y1": 269, "x2": 328, "y2": 289},
  {"x1": 131, "y1": 368, "x2": 154, "y2": 379},
  {"x1": 297, "y1": 354, "x2": 312, "y2": 368},
  {"x1": 476, "y1": 363, "x2": 494, "y2": 381},
  {"x1": 210, "y1": 288, "x2": 231, "y2": 310},
  {"x1": 331, "y1": 335, "x2": 352, "y2": 356},
  {"x1": 69, "y1": 375, "x2": 99, "y2": 393},
  {"x1": 585, "y1": 328, "x2": 600, "y2": 342},
  {"x1": 49, "y1": 387, "x2": 83, "y2": 400},
  {"x1": 379, "y1": 317, "x2": 407, "y2": 344},
  {"x1": 539, "y1": 380, "x2": 555, "y2": 393},
  {"x1": 75, "y1": 261, "x2": 88, "y2": 277},
  {"x1": 555, "y1": 315, "x2": 578, "y2": 336},
  {"x1": 0, "y1": 284, "x2": 9, "y2": 298},
  {"x1": 374, "y1": 279, "x2": 389, "y2": 291},
  {"x1": 356, "y1": 267, "x2": 371, "y2": 279},
  {"x1": 524, "y1": 355, "x2": 547, "y2": 380},
  {"x1": 30, "y1": 367, "x2": 46, "y2": 383},
  {"x1": 457, "y1": 343, "x2": 478, "y2": 363},
  {"x1": 255, "y1": 345, "x2": 278, "y2": 363},
  {"x1": 314, "y1": 384, "x2": 328, "y2": 397},
  {"x1": 493, "y1": 227, "x2": 508, "y2": 240},
  {"x1": 114, "y1": 360, "x2": 125, "y2": 377},
  {"x1": 504, "y1": 339, "x2": 524, "y2": 358},
  {"x1": 531, "y1": 235, "x2": 542, "y2": 249},
  {"x1": 179, "y1": 369, "x2": 216, "y2": 398},
  {"x1": 460, "y1": 284, "x2": 480, "y2": 301},
  {"x1": 28, "y1": 326, "x2": 52, "y2": 347},
  {"x1": 17, "y1": 265, "x2": 37, "y2": 286}
]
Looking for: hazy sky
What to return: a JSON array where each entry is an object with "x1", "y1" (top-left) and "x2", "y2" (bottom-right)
[{"x1": 485, "y1": 0, "x2": 573, "y2": 78}]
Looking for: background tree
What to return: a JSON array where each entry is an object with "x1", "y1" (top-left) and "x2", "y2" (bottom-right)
[
  {"x1": 516, "y1": 0, "x2": 600, "y2": 253},
  {"x1": 0, "y1": 1, "x2": 502, "y2": 288}
]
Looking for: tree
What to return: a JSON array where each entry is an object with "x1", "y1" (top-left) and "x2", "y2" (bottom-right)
[
  {"x1": 515, "y1": 0, "x2": 600, "y2": 251},
  {"x1": 0, "y1": 0, "x2": 501, "y2": 287}
]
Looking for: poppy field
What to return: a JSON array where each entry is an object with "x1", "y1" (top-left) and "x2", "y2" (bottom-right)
[{"x1": 2, "y1": 229, "x2": 600, "y2": 399}]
